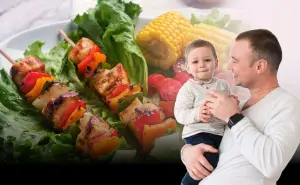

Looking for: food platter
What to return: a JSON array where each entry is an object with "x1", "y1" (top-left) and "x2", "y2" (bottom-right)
[{"x1": 0, "y1": 1, "x2": 249, "y2": 164}]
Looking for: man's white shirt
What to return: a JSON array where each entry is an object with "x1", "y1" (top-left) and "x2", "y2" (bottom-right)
[{"x1": 181, "y1": 87, "x2": 300, "y2": 185}]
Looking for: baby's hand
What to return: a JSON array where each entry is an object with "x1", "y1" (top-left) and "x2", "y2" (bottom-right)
[{"x1": 199, "y1": 104, "x2": 211, "y2": 123}]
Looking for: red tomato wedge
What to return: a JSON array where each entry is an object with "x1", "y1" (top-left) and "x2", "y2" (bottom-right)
[
  {"x1": 173, "y1": 72, "x2": 191, "y2": 85},
  {"x1": 156, "y1": 78, "x2": 182, "y2": 101}
]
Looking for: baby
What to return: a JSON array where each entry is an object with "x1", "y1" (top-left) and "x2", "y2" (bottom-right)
[{"x1": 174, "y1": 39, "x2": 235, "y2": 185}]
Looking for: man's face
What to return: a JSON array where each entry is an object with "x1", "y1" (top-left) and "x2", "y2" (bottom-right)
[{"x1": 228, "y1": 39, "x2": 257, "y2": 88}]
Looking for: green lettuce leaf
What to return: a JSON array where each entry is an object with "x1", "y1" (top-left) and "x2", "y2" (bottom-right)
[
  {"x1": 24, "y1": 40, "x2": 71, "y2": 78},
  {"x1": 0, "y1": 69, "x2": 87, "y2": 164},
  {"x1": 71, "y1": 0, "x2": 148, "y2": 95}
]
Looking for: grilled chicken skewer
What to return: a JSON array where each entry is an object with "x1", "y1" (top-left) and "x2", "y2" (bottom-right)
[
  {"x1": 0, "y1": 49, "x2": 120, "y2": 160},
  {"x1": 58, "y1": 30, "x2": 177, "y2": 152}
]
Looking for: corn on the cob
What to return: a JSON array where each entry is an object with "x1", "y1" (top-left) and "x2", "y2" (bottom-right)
[
  {"x1": 136, "y1": 11, "x2": 237, "y2": 71},
  {"x1": 182, "y1": 24, "x2": 236, "y2": 70},
  {"x1": 136, "y1": 11, "x2": 192, "y2": 71}
]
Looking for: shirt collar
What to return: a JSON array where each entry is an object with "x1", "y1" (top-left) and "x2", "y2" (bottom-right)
[{"x1": 189, "y1": 77, "x2": 214, "y2": 85}]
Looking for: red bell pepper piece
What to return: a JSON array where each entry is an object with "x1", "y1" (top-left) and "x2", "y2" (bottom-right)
[
  {"x1": 106, "y1": 84, "x2": 129, "y2": 100},
  {"x1": 58, "y1": 100, "x2": 86, "y2": 129},
  {"x1": 133, "y1": 110, "x2": 162, "y2": 139},
  {"x1": 77, "y1": 45, "x2": 101, "y2": 74},
  {"x1": 110, "y1": 129, "x2": 118, "y2": 137},
  {"x1": 94, "y1": 45, "x2": 101, "y2": 53},
  {"x1": 20, "y1": 72, "x2": 51, "y2": 94}
]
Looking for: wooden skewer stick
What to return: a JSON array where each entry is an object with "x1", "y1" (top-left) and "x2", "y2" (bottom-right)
[
  {"x1": 0, "y1": 49, "x2": 16, "y2": 64},
  {"x1": 58, "y1": 29, "x2": 76, "y2": 47}
]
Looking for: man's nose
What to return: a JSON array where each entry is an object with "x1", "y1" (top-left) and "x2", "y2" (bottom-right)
[{"x1": 227, "y1": 60, "x2": 232, "y2": 70}]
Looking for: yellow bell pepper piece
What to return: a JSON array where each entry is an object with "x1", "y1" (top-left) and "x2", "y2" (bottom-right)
[
  {"x1": 94, "y1": 52, "x2": 106, "y2": 63},
  {"x1": 25, "y1": 76, "x2": 56, "y2": 102},
  {"x1": 64, "y1": 106, "x2": 86, "y2": 129},
  {"x1": 89, "y1": 136, "x2": 119, "y2": 159}
]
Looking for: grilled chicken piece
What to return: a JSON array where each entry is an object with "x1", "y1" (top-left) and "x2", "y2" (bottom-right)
[
  {"x1": 76, "y1": 112, "x2": 116, "y2": 158},
  {"x1": 78, "y1": 112, "x2": 110, "y2": 137},
  {"x1": 42, "y1": 91, "x2": 81, "y2": 129},
  {"x1": 10, "y1": 55, "x2": 45, "y2": 87},
  {"x1": 119, "y1": 97, "x2": 143, "y2": 125},
  {"x1": 119, "y1": 97, "x2": 165, "y2": 126},
  {"x1": 32, "y1": 82, "x2": 69, "y2": 111},
  {"x1": 93, "y1": 70, "x2": 118, "y2": 97},
  {"x1": 88, "y1": 63, "x2": 131, "y2": 98},
  {"x1": 68, "y1": 38, "x2": 95, "y2": 64},
  {"x1": 110, "y1": 63, "x2": 131, "y2": 86}
]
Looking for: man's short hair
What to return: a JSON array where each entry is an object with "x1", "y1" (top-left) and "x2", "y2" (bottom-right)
[{"x1": 236, "y1": 29, "x2": 282, "y2": 72}]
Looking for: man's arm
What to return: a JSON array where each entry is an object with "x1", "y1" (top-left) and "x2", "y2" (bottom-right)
[
  {"x1": 174, "y1": 83, "x2": 201, "y2": 125},
  {"x1": 230, "y1": 100, "x2": 300, "y2": 179}
]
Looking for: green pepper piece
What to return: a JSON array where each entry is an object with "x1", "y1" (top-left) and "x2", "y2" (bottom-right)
[{"x1": 117, "y1": 92, "x2": 143, "y2": 113}]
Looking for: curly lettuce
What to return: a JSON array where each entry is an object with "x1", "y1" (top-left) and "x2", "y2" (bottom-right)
[{"x1": 69, "y1": 0, "x2": 148, "y2": 95}]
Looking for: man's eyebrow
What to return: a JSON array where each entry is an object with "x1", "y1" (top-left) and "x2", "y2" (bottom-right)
[{"x1": 231, "y1": 56, "x2": 239, "y2": 61}]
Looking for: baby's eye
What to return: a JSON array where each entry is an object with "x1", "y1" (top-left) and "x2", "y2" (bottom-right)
[
  {"x1": 192, "y1": 60, "x2": 198, "y2": 64},
  {"x1": 204, "y1": 59, "x2": 211, "y2": 62}
]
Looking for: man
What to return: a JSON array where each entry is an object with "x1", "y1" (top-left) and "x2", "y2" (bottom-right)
[{"x1": 180, "y1": 29, "x2": 300, "y2": 185}]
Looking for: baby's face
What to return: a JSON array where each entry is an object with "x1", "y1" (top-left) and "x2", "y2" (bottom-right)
[{"x1": 186, "y1": 47, "x2": 218, "y2": 81}]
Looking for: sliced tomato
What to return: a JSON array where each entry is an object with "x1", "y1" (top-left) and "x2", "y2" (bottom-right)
[
  {"x1": 157, "y1": 78, "x2": 182, "y2": 101},
  {"x1": 173, "y1": 72, "x2": 191, "y2": 85}
]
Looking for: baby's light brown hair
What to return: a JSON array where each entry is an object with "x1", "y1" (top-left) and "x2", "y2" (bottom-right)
[{"x1": 185, "y1": 39, "x2": 218, "y2": 62}]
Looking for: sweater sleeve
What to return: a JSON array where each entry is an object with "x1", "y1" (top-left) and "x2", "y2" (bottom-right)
[
  {"x1": 174, "y1": 82, "x2": 201, "y2": 125},
  {"x1": 230, "y1": 98, "x2": 300, "y2": 179}
]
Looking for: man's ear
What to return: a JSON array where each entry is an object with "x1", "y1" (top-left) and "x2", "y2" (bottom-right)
[{"x1": 255, "y1": 59, "x2": 268, "y2": 74}]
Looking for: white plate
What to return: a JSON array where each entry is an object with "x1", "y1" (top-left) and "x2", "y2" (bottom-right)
[{"x1": 0, "y1": 7, "x2": 246, "y2": 71}]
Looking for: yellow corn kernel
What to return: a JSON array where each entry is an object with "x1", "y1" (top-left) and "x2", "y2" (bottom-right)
[
  {"x1": 136, "y1": 11, "x2": 192, "y2": 71},
  {"x1": 194, "y1": 23, "x2": 236, "y2": 41},
  {"x1": 182, "y1": 24, "x2": 236, "y2": 71}
]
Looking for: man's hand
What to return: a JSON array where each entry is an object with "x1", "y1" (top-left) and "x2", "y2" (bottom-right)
[
  {"x1": 182, "y1": 144, "x2": 218, "y2": 180},
  {"x1": 199, "y1": 104, "x2": 211, "y2": 122},
  {"x1": 205, "y1": 90, "x2": 240, "y2": 123}
]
